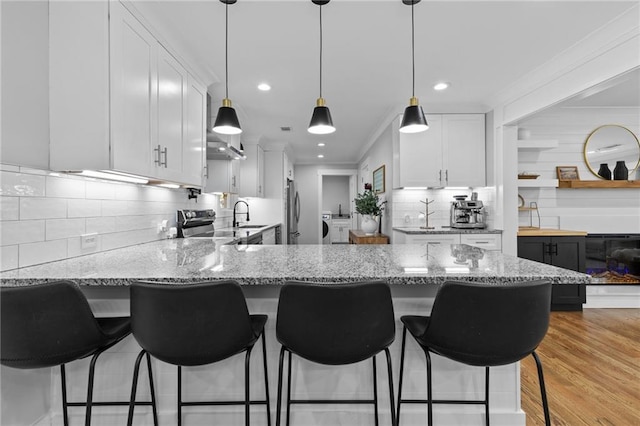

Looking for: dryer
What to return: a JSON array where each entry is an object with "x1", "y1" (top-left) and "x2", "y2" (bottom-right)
[{"x1": 321, "y1": 211, "x2": 332, "y2": 244}]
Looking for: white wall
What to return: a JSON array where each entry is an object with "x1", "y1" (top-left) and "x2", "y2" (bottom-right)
[
  {"x1": 517, "y1": 107, "x2": 640, "y2": 233},
  {"x1": 322, "y1": 175, "x2": 350, "y2": 215}
]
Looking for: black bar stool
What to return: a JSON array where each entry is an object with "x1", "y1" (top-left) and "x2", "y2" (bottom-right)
[
  {"x1": 0, "y1": 280, "x2": 156, "y2": 426},
  {"x1": 127, "y1": 280, "x2": 271, "y2": 426},
  {"x1": 275, "y1": 280, "x2": 397, "y2": 426},
  {"x1": 396, "y1": 280, "x2": 552, "y2": 426}
]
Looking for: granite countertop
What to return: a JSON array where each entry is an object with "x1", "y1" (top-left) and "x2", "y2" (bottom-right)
[
  {"x1": 393, "y1": 227, "x2": 503, "y2": 235},
  {"x1": 0, "y1": 240, "x2": 589, "y2": 286}
]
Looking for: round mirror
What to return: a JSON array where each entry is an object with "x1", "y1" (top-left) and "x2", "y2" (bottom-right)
[{"x1": 584, "y1": 125, "x2": 640, "y2": 179}]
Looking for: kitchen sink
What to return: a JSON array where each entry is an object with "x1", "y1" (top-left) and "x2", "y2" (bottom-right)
[{"x1": 236, "y1": 224, "x2": 267, "y2": 229}]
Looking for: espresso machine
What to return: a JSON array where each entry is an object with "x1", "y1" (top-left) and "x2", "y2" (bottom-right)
[{"x1": 450, "y1": 194, "x2": 486, "y2": 229}]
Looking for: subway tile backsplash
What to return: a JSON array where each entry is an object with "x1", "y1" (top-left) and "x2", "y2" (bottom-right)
[{"x1": 0, "y1": 164, "x2": 223, "y2": 271}]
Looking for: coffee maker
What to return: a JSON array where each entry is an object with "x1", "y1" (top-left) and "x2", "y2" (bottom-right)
[{"x1": 450, "y1": 194, "x2": 486, "y2": 229}]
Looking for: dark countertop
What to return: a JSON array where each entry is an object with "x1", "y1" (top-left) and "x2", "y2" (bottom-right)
[{"x1": 0, "y1": 240, "x2": 590, "y2": 286}]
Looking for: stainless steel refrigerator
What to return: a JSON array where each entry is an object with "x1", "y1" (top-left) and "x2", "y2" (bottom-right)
[{"x1": 286, "y1": 178, "x2": 300, "y2": 244}]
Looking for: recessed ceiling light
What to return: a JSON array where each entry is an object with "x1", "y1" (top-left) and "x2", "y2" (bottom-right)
[
  {"x1": 317, "y1": 142, "x2": 325, "y2": 147},
  {"x1": 257, "y1": 83, "x2": 271, "y2": 91},
  {"x1": 317, "y1": 154, "x2": 324, "y2": 158},
  {"x1": 433, "y1": 82, "x2": 450, "y2": 91}
]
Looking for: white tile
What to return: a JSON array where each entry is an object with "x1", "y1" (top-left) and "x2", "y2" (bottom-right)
[
  {"x1": 86, "y1": 180, "x2": 116, "y2": 200},
  {"x1": 0, "y1": 196, "x2": 19, "y2": 220},
  {"x1": 114, "y1": 183, "x2": 143, "y2": 201},
  {"x1": 0, "y1": 220, "x2": 45, "y2": 246},
  {"x1": 46, "y1": 218, "x2": 86, "y2": 240},
  {"x1": 101, "y1": 200, "x2": 131, "y2": 216},
  {"x1": 0, "y1": 171, "x2": 46, "y2": 196},
  {"x1": 19, "y1": 239, "x2": 67, "y2": 268},
  {"x1": 0, "y1": 245, "x2": 18, "y2": 271},
  {"x1": 86, "y1": 216, "x2": 116, "y2": 234},
  {"x1": 19, "y1": 197, "x2": 67, "y2": 220},
  {"x1": 0, "y1": 164, "x2": 20, "y2": 172},
  {"x1": 115, "y1": 215, "x2": 155, "y2": 232},
  {"x1": 68, "y1": 199, "x2": 101, "y2": 218},
  {"x1": 46, "y1": 175, "x2": 85, "y2": 198}
]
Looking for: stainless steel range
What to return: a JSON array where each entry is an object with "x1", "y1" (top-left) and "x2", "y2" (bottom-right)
[{"x1": 176, "y1": 209, "x2": 216, "y2": 238}]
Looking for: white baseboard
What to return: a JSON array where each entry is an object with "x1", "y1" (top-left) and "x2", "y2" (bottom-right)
[{"x1": 585, "y1": 285, "x2": 640, "y2": 308}]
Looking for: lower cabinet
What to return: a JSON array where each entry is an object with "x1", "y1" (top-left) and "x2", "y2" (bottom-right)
[
  {"x1": 393, "y1": 232, "x2": 502, "y2": 251},
  {"x1": 331, "y1": 219, "x2": 351, "y2": 244},
  {"x1": 517, "y1": 236, "x2": 586, "y2": 311}
]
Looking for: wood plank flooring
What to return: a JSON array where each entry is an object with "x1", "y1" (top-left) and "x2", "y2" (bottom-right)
[{"x1": 521, "y1": 309, "x2": 640, "y2": 425}]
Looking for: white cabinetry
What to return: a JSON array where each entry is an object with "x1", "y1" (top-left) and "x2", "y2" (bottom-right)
[
  {"x1": 393, "y1": 114, "x2": 485, "y2": 188},
  {"x1": 49, "y1": 1, "x2": 204, "y2": 186},
  {"x1": 206, "y1": 159, "x2": 240, "y2": 194},
  {"x1": 393, "y1": 232, "x2": 502, "y2": 251},
  {"x1": 185, "y1": 75, "x2": 207, "y2": 187},
  {"x1": 460, "y1": 234, "x2": 502, "y2": 251},
  {"x1": 331, "y1": 219, "x2": 351, "y2": 244},
  {"x1": 240, "y1": 144, "x2": 265, "y2": 198}
]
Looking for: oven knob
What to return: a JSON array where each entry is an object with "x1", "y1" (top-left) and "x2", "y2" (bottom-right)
[{"x1": 186, "y1": 211, "x2": 193, "y2": 219}]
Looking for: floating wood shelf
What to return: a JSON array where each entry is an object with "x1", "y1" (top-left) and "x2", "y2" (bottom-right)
[{"x1": 557, "y1": 180, "x2": 640, "y2": 189}]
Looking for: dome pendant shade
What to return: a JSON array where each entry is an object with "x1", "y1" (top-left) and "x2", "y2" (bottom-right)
[
  {"x1": 400, "y1": 97, "x2": 428, "y2": 133},
  {"x1": 213, "y1": 99, "x2": 242, "y2": 135},
  {"x1": 308, "y1": 98, "x2": 335, "y2": 135}
]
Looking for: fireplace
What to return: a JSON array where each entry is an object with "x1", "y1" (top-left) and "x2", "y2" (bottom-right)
[{"x1": 586, "y1": 234, "x2": 640, "y2": 284}]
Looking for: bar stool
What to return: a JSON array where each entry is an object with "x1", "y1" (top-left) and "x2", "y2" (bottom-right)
[
  {"x1": 396, "y1": 280, "x2": 552, "y2": 426},
  {"x1": 0, "y1": 280, "x2": 156, "y2": 426},
  {"x1": 127, "y1": 280, "x2": 271, "y2": 426},
  {"x1": 275, "y1": 280, "x2": 396, "y2": 426}
]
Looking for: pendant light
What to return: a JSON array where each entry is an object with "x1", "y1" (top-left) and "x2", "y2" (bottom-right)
[
  {"x1": 308, "y1": 0, "x2": 335, "y2": 135},
  {"x1": 399, "y1": 0, "x2": 428, "y2": 134},
  {"x1": 213, "y1": 0, "x2": 242, "y2": 135}
]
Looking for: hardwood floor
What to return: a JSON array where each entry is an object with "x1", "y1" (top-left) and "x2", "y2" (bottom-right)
[{"x1": 521, "y1": 309, "x2": 640, "y2": 425}]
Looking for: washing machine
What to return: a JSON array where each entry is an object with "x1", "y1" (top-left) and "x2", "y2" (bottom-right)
[{"x1": 321, "y1": 211, "x2": 332, "y2": 244}]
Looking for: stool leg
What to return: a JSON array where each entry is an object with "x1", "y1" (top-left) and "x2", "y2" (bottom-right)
[
  {"x1": 177, "y1": 365, "x2": 183, "y2": 426},
  {"x1": 127, "y1": 349, "x2": 146, "y2": 426},
  {"x1": 485, "y1": 367, "x2": 490, "y2": 426},
  {"x1": 373, "y1": 355, "x2": 379, "y2": 426},
  {"x1": 84, "y1": 349, "x2": 104, "y2": 426},
  {"x1": 145, "y1": 352, "x2": 159, "y2": 426},
  {"x1": 425, "y1": 350, "x2": 433, "y2": 426},
  {"x1": 261, "y1": 332, "x2": 272, "y2": 426},
  {"x1": 276, "y1": 346, "x2": 287, "y2": 426},
  {"x1": 245, "y1": 346, "x2": 254, "y2": 426},
  {"x1": 286, "y1": 351, "x2": 293, "y2": 426},
  {"x1": 532, "y1": 351, "x2": 551, "y2": 426},
  {"x1": 396, "y1": 326, "x2": 408, "y2": 425},
  {"x1": 384, "y1": 348, "x2": 397, "y2": 426},
  {"x1": 60, "y1": 364, "x2": 70, "y2": 426}
]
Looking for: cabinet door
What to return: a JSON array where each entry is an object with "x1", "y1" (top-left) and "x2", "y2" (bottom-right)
[
  {"x1": 551, "y1": 236, "x2": 586, "y2": 272},
  {"x1": 397, "y1": 115, "x2": 443, "y2": 187},
  {"x1": 206, "y1": 160, "x2": 230, "y2": 193},
  {"x1": 517, "y1": 237, "x2": 550, "y2": 264},
  {"x1": 442, "y1": 114, "x2": 485, "y2": 187},
  {"x1": 110, "y1": 1, "x2": 155, "y2": 177},
  {"x1": 461, "y1": 233, "x2": 502, "y2": 251},
  {"x1": 240, "y1": 144, "x2": 264, "y2": 197},
  {"x1": 230, "y1": 159, "x2": 240, "y2": 193},
  {"x1": 257, "y1": 145, "x2": 265, "y2": 197},
  {"x1": 155, "y1": 47, "x2": 186, "y2": 181},
  {"x1": 184, "y1": 75, "x2": 206, "y2": 186},
  {"x1": 406, "y1": 234, "x2": 460, "y2": 245}
]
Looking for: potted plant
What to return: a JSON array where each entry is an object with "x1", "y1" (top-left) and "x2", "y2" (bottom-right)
[{"x1": 354, "y1": 190, "x2": 386, "y2": 235}]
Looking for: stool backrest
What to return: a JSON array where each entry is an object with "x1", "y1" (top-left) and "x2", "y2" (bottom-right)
[
  {"x1": 130, "y1": 280, "x2": 255, "y2": 366},
  {"x1": 1, "y1": 281, "x2": 106, "y2": 369},
  {"x1": 419, "y1": 280, "x2": 552, "y2": 366},
  {"x1": 276, "y1": 281, "x2": 395, "y2": 365}
]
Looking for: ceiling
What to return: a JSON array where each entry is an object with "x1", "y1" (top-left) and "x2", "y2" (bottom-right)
[{"x1": 130, "y1": 0, "x2": 637, "y2": 164}]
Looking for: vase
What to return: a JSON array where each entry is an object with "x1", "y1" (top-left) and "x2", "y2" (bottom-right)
[
  {"x1": 597, "y1": 163, "x2": 611, "y2": 180},
  {"x1": 613, "y1": 161, "x2": 628, "y2": 180},
  {"x1": 361, "y1": 215, "x2": 378, "y2": 235}
]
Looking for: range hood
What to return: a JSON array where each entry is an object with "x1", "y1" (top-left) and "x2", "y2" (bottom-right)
[{"x1": 206, "y1": 92, "x2": 245, "y2": 160}]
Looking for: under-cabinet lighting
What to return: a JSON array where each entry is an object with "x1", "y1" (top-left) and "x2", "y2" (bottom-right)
[
  {"x1": 404, "y1": 267, "x2": 429, "y2": 274},
  {"x1": 74, "y1": 170, "x2": 149, "y2": 184},
  {"x1": 445, "y1": 266, "x2": 470, "y2": 274},
  {"x1": 158, "y1": 183, "x2": 180, "y2": 189}
]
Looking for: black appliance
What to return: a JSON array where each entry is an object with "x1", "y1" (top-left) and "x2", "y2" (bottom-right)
[{"x1": 586, "y1": 234, "x2": 640, "y2": 283}]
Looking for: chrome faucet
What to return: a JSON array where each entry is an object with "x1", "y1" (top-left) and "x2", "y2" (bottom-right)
[{"x1": 233, "y1": 200, "x2": 250, "y2": 228}]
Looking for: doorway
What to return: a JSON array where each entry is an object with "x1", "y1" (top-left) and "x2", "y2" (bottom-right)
[{"x1": 317, "y1": 169, "x2": 358, "y2": 244}]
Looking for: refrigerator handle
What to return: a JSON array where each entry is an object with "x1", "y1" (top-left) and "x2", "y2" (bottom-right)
[{"x1": 294, "y1": 192, "x2": 300, "y2": 223}]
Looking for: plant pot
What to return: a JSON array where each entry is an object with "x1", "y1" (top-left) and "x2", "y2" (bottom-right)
[{"x1": 361, "y1": 215, "x2": 378, "y2": 235}]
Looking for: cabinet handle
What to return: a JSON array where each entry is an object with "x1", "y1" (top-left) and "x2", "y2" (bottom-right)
[
  {"x1": 439, "y1": 170, "x2": 442, "y2": 183},
  {"x1": 473, "y1": 241, "x2": 490, "y2": 244},
  {"x1": 552, "y1": 243, "x2": 558, "y2": 256},
  {"x1": 232, "y1": 175, "x2": 236, "y2": 186},
  {"x1": 154, "y1": 144, "x2": 162, "y2": 165},
  {"x1": 161, "y1": 147, "x2": 168, "y2": 168},
  {"x1": 445, "y1": 169, "x2": 449, "y2": 184},
  {"x1": 204, "y1": 165, "x2": 208, "y2": 179},
  {"x1": 259, "y1": 185, "x2": 262, "y2": 194}
]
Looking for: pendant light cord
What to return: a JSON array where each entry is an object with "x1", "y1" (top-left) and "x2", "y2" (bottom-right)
[
  {"x1": 411, "y1": 1, "x2": 415, "y2": 98},
  {"x1": 225, "y1": 2, "x2": 229, "y2": 99},
  {"x1": 319, "y1": 4, "x2": 323, "y2": 99}
]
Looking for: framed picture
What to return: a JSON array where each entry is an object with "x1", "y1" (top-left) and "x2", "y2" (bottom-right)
[
  {"x1": 556, "y1": 166, "x2": 580, "y2": 180},
  {"x1": 373, "y1": 165, "x2": 385, "y2": 194}
]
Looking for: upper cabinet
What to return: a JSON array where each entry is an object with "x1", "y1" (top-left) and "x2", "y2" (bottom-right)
[
  {"x1": 49, "y1": 1, "x2": 205, "y2": 186},
  {"x1": 240, "y1": 143, "x2": 265, "y2": 198},
  {"x1": 393, "y1": 114, "x2": 486, "y2": 188},
  {"x1": 206, "y1": 159, "x2": 240, "y2": 194}
]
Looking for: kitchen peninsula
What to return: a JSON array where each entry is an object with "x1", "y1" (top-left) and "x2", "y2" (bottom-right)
[{"x1": 1, "y1": 242, "x2": 588, "y2": 426}]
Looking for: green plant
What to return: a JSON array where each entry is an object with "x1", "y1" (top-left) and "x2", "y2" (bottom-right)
[{"x1": 354, "y1": 190, "x2": 386, "y2": 216}]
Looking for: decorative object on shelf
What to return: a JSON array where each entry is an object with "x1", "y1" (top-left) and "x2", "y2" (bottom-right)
[
  {"x1": 556, "y1": 166, "x2": 579, "y2": 181},
  {"x1": 419, "y1": 198, "x2": 435, "y2": 229},
  {"x1": 613, "y1": 160, "x2": 629, "y2": 180},
  {"x1": 373, "y1": 165, "x2": 385, "y2": 194},
  {"x1": 583, "y1": 124, "x2": 640, "y2": 180},
  {"x1": 308, "y1": 0, "x2": 335, "y2": 135},
  {"x1": 213, "y1": 0, "x2": 242, "y2": 135},
  {"x1": 518, "y1": 173, "x2": 540, "y2": 179},
  {"x1": 518, "y1": 194, "x2": 525, "y2": 208},
  {"x1": 597, "y1": 163, "x2": 612, "y2": 180},
  {"x1": 399, "y1": 0, "x2": 428, "y2": 134},
  {"x1": 364, "y1": 182, "x2": 372, "y2": 190},
  {"x1": 354, "y1": 190, "x2": 386, "y2": 235}
]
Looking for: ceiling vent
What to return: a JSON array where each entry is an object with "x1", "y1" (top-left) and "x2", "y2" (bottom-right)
[{"x1": 280, "y1": 126, "x2": 292, "y2": 132}]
